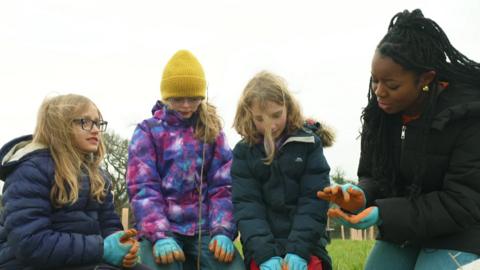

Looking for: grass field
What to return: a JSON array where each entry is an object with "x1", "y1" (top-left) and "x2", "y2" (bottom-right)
[
  {"x1": 327, "y1": 239, "x2": 375, "y2": 270},
  {"x1": 234, "y1": 239, "x2": 375, "y2": 270}
]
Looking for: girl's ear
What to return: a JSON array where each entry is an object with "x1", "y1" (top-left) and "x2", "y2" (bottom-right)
[{"x1": 418, "y1": 70, "x2": 436, "y2": 88}]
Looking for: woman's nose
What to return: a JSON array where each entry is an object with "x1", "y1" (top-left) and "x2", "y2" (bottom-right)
[{"x1": 374, "y1": 83, "x2": 387, "y2": 98}]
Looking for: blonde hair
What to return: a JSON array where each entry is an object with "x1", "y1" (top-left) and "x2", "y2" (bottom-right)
[
  {"x1": 233, "y1": 71, "x2": 303, "y2": 164},
  {"x1": 195, "y1": 102, "x2": 222, "y2": 143},
  {"x1": 164, "y1": 99, "x2": 223, "y2": 143},
  {"x1": 33, "y1": 94, "x2": 106, "y2": 207}
]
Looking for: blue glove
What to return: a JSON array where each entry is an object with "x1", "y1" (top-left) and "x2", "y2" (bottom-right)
[
  {"x1": 318, "y1": 183, "x2": 366, "y2": 213},
  {"x1": 260, "y1": 256, "x2": 283, "y2": 270},
  {"x1": 284, "y1": 253, "x2": 307, "y2": 270},
  {"x1": 103, "y1": 231, "x2": 133, "y2": 266},
  {"x1": 154, "y1": 237, "x2": 185, "y2": 264},
  {"x1": 330, "y1": 206, "x2": 381, "y2": 230},
  {"x1": 209, "y1": 234, "x2": 235, "y2": 263}
]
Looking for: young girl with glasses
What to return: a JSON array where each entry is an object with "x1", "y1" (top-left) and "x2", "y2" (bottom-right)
[
  {"x1": 0, "y1": 94, "x2": 149, "y2": 270},
  {"x1": 127, "y1": 50, "x2": 244, "y2": 270}
]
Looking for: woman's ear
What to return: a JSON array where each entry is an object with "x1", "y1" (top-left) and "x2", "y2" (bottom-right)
[{"x1": 418, "y1": 70, "x2": 436, "y2": 88}]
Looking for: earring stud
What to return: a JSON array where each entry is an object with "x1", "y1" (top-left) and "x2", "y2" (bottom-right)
[{"x1": 422, "y1": 85, "x2": 429, "y2": 92}]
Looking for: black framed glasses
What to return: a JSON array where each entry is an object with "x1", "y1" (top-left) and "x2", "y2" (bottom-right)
[{"x1": 73, "y1": 118, "x2": 108, "y2": 132}]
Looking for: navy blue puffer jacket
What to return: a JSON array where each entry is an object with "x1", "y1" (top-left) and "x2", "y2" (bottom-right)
[{"x1": 0, "y1": 135, "x2": 123, "y2": 269}]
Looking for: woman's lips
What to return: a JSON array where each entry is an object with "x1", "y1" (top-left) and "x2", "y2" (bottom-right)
[{"x1": 377, "y1": 100, "x2": 391, "y2": 110}]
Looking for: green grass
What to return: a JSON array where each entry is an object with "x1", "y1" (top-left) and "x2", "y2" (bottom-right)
[
  {"x1": 234, "y1": 239, "x2": 374, "y2": 270},
  {"x1": 327, "y1": 239, "x2": 375, "y2": 270}
]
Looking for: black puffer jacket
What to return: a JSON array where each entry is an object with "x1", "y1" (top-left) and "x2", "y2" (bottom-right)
[
  {"x1": 358, "y1": 81, "x2": 480, "y2": 254},
  {"x1": 0, "y1": 135, "x2": 122, "y2": 269},
  {"x1": 232, "y1": 128, "x2": 332, "y2": 269}
]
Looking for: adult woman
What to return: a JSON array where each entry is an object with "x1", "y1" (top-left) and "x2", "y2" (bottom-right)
[{"x1": 318, "y1": 9, "x2": 480, "y2": 269}]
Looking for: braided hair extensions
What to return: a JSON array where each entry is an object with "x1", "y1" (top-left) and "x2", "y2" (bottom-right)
[{"x1": 360, "y1": 9, "x2": 480, "y2": 196}]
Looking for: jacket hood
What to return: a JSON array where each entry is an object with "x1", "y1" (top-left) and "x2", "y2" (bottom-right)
[
  {"x1": 0, "y1": 135, "x2": 47, "y2": 181},
  {"x1": 431, "y1": 82, "x2": 480, "y2": 130},
  {"x1": 303, "y1": 119, "x2": 335, "y2": 147}
]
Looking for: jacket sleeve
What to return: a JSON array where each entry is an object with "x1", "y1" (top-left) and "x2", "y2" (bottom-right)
[
  {"x1": 206, "y1": 131, "x2": 236, "y2": 239},
  {"x1": 285, "y1": 137, "x2": 331, "y2": 261},
  {"x1": 98, "y1": 174, "x2": 123, "y2": 237},
  {"x1": 357, "y1": 136, "x2": 384, "y2": 206},
  {"x1": 232, "y1": 142, "x2": 277, "y2": 265},
  {"x1": 2, "y1": 162, "x2": 103, "y2": 268},
  {"x1": 376, "y1": 121, "x2": 480, "y2": 244},
  {"x1": 126, "y1": 122, "x2": 170, "y2": 243}
]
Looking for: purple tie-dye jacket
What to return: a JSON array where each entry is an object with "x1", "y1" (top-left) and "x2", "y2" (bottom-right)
[{"x1": 126, "y1": 101, "x2": 236, "y2": 243}]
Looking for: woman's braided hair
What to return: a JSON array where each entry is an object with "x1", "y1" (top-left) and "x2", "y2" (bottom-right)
[{"x1": 360, "y1": 9, "x2": 480, "y2": 196}]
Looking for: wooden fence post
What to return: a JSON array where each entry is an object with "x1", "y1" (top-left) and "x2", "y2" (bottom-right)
[{"x1": 122, "y1": 208, "x2": 129, "y2": 229}]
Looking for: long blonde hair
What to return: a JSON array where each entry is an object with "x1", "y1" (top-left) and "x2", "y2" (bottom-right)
[
  {"x1": 195, "y1": 102, "x2": 222, "y2": 143},
  {"x1": 33, "y1": 94, "x2": 106, "y2": 207},
  {"x1": 233, "y1": 71, "x2": 303, "y2": 164}
]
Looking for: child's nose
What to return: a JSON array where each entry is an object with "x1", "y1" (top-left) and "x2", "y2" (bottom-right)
[{"x1": 270, "y1": 121, "x2": 277, "y2": 130}]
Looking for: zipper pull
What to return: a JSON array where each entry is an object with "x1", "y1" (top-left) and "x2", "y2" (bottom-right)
[{"x1": 401, "y1": 125, "x2": 406, "y2": 140}]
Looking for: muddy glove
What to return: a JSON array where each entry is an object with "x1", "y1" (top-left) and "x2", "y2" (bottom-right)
[
  {"x1": 209, "y1": 234, "x2": 234, "y2": 263},
  {"x1": 328, "y1": 206, "x2": 381, "y2": 229},
  {"x1": 284, "y1": 253, "x2": 307, "y2": 270},
  {"x1": 119, "y1": 229, "x2": 139, "y2": 268},
  {"x1": 153, "y1": 237, "x2": 185, "y2": 264},
  {"x1": 317, "y1": 183, "x2": 366, "y2": 213},
  {"x1": 103, "y1": 231, "x2": 133, "y2": 266},
  {"x1": 260, "y1": 256, "x2": 283, "y2": 270}
]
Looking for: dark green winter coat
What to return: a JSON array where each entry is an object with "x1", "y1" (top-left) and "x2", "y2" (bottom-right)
[{"x1": 232, "y1": 128, "x2": 332, "y2": 269}]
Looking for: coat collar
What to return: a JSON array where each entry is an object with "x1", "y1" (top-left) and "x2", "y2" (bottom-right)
[
  {"x1": 151, "y1": 100, "x2": 197, "y2": 127},
  {"x1": 280, "y1": 128, "x2": 316, "y2": 148}
]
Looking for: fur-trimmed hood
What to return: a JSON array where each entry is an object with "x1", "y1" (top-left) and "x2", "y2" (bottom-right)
[{"x1": 304, "y1": 119, "x2": 335, "y2": 148}]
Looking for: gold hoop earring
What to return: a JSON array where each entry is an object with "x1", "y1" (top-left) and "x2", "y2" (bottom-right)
[{"x1": 422, "y1": 85, "x2": 429, "y2": 92}]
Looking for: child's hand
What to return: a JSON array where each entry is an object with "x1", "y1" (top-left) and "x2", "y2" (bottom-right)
[
  {"x1": 283, "y1": 253, "x2": 307, "y2": 270},
  {"x1": 103, "y1": 231, "x2": 134, "y2": 266},
  {"x1": 119, "y1": 229, "x2": 139, "y2": 268},
  {"x1": 208, "y1": 234, "x2": 235, "y2": 263},
  {"x1": 153, "y1": 237, "x2": 185, "y2": 264},
  {"x1": 317, "y1": 183, "x2": 366, "y2": 213},
  {"x1": 328, "y1": 206, "x2": 381, "y2": 229},
  {"x1": 260, "y1": 256, "x2": 283, "y2": 270},
  {"x1": 122, "y1": 239, "x2": 139, "y2": 268}
]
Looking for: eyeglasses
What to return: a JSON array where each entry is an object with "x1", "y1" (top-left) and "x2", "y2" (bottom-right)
[
  {"x1": 73, "y1": 118, "x2": 108, "y2": 132},
  {"x1": 167, "y1": 97, "x2": 203, "y2": 105}
]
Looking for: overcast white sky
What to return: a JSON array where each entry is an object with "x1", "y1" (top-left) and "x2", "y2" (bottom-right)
[{"x1": 1, "y1": 0, "x2": 479, "y2": 181}]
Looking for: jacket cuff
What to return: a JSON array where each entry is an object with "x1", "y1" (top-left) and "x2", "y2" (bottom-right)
[
  {"x1": 285, "y1": 244, "x2": 310, "y2": 262},
  {"x1": 253, "y1": 249, "x2": 277, "y2": 266},
  {"x1": 140, "y1": 230, "x2": 168, "y2": 243},
  {"x1": 102, "y1": 228, "x2": 121, "y2": 238},
  {"x1": 210, "y1": 227, "x2": 235, "y2": 239}
]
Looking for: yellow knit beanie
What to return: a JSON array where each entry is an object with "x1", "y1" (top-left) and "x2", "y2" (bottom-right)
[{"x1": 161, "y1": 50, "x2": 206, "y2": 100}]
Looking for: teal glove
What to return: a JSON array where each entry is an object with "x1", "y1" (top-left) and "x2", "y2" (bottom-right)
[
  {"x1": 260, "y1": 256, "x2": 283, "y2": 270},
  {"x1": 329, "y1": 206, "x2": 381, "y2": 230},
  {"x1": 209, "y1": 234, "x2": 235, "y2": 263},
  {"x1": 154, "y1": 237, "x2": 185, "y2": 264},
  {"x1": 103, "y1": 231, "x2": 132, "y2": 266},
  {"x1": 284, "y1": 253, "x2": 307, "y2": 270}
]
